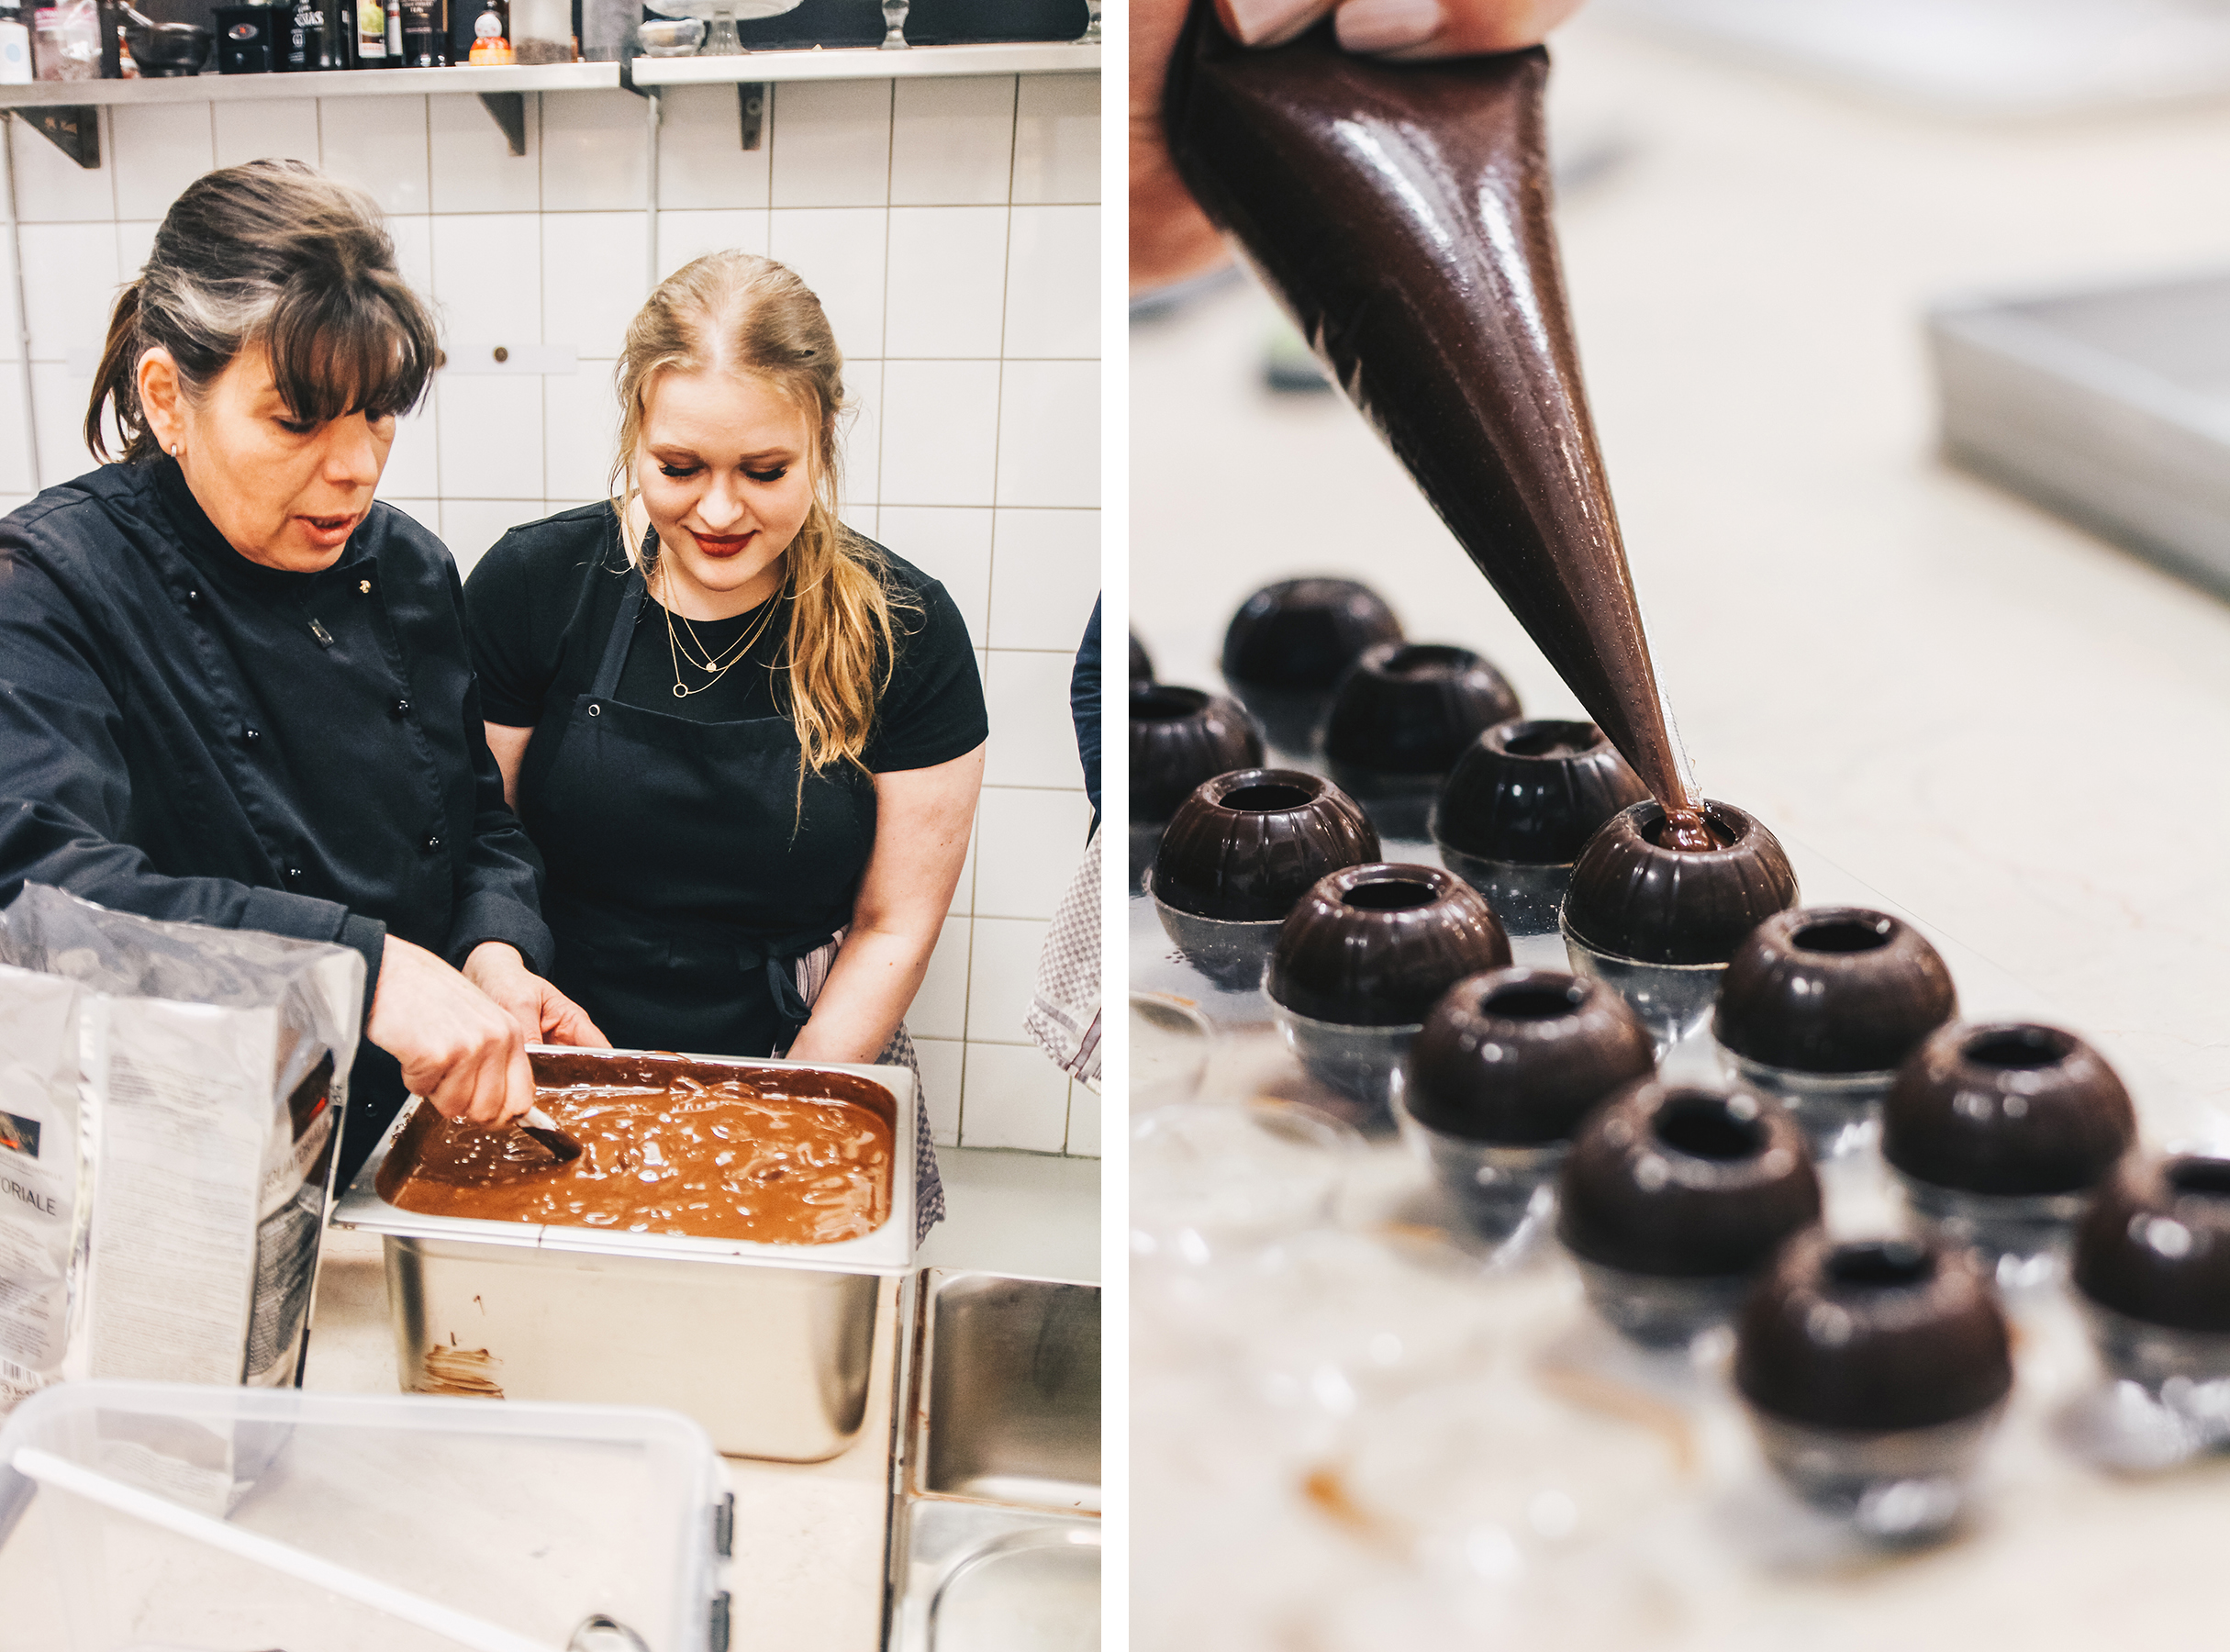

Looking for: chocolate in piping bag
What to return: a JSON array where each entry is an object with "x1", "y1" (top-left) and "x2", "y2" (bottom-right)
[{"x1": 1164, "y1": 15, "x2": 1700, "y2": 818}]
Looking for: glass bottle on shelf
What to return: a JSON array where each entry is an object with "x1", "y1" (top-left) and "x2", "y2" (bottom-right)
[{"x1": 351, "y1": 0, "x2": 386, "y2": 64}]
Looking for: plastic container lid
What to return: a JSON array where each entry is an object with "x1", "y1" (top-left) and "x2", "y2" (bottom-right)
[{"x1": 0, "y1": 1380, "x2": 730, "y2": 1652}]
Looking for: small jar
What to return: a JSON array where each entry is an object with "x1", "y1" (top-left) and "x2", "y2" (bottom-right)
[
  {"x1": 2072, "y1": 1153, "x2": 2230, "y2": 1399},
  {"x1": 1556, "y1": 1080, "x2": 1821, "y2": 1346},
  {"x1": 1431, "y1": 719, "x2": 1647, "y2": 938},
  {"x1": 1560, "y1": 799, "x2": 1800, "y2": 1052},
  {"x1": 1321, "y1": 642, "x2": 1521, "y2": 837},
  {"x1": 1149, "y1": 768, "x2": 1379, "y2": 990},
  {"x1": 1221, "y1": 577, "x2": 1403, "y2": 760},
  {"x1": 1398, "y1": 966, "x2": 1655, "y2": 1241},
  {"x1": 1266, "y1": 864, "x2": 1511, "y2": 1121},
  {"x1": 1713, "y1": 907, "x2": 1957, "y2": 1158},
  {"x1": 1881, "y1": 1021, "x2": 2135, "y2": 1278},
  {"x1": 1129, "y1": 682, "x2": 1264, "y2": 886},
  {"x1": 1734, "y1": 1233, "x2": 2013, "y2": 1541}
]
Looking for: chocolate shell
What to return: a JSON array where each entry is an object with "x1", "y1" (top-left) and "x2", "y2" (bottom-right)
[
  {"x1": 1556, "y1": 1080, "x2": 1820, "y2": 1278},
  {"x1": 1321, "y1": 642, "x2": 1522, "y2": 786},
  {"x1": 1130, "y1": 631, "x2": 1154, "y2": 684},
  {"x1": 1735, "y1": 1232, "x2": 2013, "y2": 1432},
  {"x1": 1405, "y1": 967, "x2": 1655, "y2": 1145},
  {"x1": 1433, "y1": 719, "x2": 1648, "y2": 866},
  {"x1": 1221, "y1": 577, "x2": 1402, "y2": 692},
  {"x1": 1129, "y1": 683, "x2": 1265, "y2": 826},
  {"x1": 1266, "y1": 863, "x2": 1511, "y2": 1027},
  {"x1": 1881, "y1": 1021, "x2": 2135, "y2": 1198},
  {"x1": 2073, "y1": 1155, "x2": 2230, "y2": 1335},
  {"x1": 1152, "y1": 769, "x2": 1379, "y2": 922},
  {"x1": 1561, "y1": 800, "x2": 1800, "y2": 967},
  {"x1": 1714, "y1": 908, "x2": 1957, "y2": 1077}
]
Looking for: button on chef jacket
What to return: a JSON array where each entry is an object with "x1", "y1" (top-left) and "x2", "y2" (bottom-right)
[{"x1": 0, "y1": 459, "x2": 555, "y2": 1184}]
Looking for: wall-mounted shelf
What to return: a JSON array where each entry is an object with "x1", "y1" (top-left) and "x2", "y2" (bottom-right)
[
  {"x1": 630, "y1": 40, "x2": 1100, "y2": 85},
  {"x1": 0, "y1": 61, "x2": 619, "y2": 108}
]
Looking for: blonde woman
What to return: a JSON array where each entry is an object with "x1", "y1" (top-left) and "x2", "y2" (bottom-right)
[{"x1": 464, "y1": 253, "x2": 986, "y2": 1230}]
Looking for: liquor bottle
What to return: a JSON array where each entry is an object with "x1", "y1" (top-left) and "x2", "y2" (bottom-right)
[
  {"x1": 383, "y1": 0, "x2": 399, "y2": 61},
  {"x1": 399, "y1": 0, "x2": 440, "y2": 62},
  {"x1": 351, "y1": 0, "x2": 385, "y2": 62},
  {"x1": 283, "y1": 0, "x2": 332, "y2": 68}
]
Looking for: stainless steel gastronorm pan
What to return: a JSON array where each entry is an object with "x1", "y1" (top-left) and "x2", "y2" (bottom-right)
[{"x1": 331, "y1": 1044, "x2": 917, "y2": 1462}]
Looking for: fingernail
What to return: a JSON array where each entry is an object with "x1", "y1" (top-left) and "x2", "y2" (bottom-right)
[
  {"x1": 1334, "y1": 0, "x2": 1444, "y2": 53},
  {"x1": 1225, "y1": 0, "x2": 1322, "y2": 47}
]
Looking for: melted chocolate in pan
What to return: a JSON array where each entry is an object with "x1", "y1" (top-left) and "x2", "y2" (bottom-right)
[{"x1": 383, "y1": 1077, "x2": 893, "y2": 1246}]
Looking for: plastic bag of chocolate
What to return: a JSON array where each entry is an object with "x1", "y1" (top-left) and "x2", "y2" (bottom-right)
[{"x1": 0, "y1": 885, "x2": 362, "y2": 1456}]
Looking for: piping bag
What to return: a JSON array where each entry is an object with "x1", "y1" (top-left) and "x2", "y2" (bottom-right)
[{"x1": 1164, "y1": 11, "x2": 1708, "y2": 840}]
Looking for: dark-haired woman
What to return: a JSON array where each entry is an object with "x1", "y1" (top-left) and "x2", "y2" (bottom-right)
[{"x1": 0, "y1": 160, "x2": 602, "y2": 1182}]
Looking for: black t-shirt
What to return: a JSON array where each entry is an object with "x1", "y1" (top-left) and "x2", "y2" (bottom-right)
[{"x1": 463, "y1": 504, "x2": 987, "y2": 773}]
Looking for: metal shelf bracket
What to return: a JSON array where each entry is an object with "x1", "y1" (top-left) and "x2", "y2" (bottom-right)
[
  {"x1": 476, "y1": 89, "x2": 527, "y2": 155},
  {"x1": 13, "y1": 105, "x2": 98, "y2": 169}
]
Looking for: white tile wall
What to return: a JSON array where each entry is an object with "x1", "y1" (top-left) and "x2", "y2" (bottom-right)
[{"x1": 1, "y1": 73, "x2": 1101, "y2": 1156}]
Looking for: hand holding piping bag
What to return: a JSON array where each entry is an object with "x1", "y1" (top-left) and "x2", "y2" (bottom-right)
[{"x1": 1130, "y1": 0, "x2": 1589, "y2": 290}]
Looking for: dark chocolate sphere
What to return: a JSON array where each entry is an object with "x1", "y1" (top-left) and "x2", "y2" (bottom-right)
[
  {"x1": 1221, "y1": 577, "x2": 1403, "y2": 692},
  {"x1": 1129, "y1": 683, "x2": 1264, "y2": 826},
  {"x1": 1321, "y1": 642, "x2": 1522, "y2": 784},
  {"x1": 1714, "y1": 908, "x2": 1957, "y2": 1077},
  {"x1": 1405, "y1": 967, "x2": 1656, "y2": 1144},
  {"x1": 1735, "y1": 1233, "x2": 2013, "y2": 1432},
  {"x1": 1152, "y1": 769, "x2": 1380, "y2": 922},
  {"x1": 1562, "y1": 799, "x2": 1801, "y2": 967},
  {"x1": 1881, "y1": 1022, "x2": 2135, "y2": 1198},
  {"x1": 1556, "y1": 1080, "x2": 1820, "y2": 1278},
  {"x1": 1432, "y1": 719, "x2": 1648, "y2": 867},
  {"x1": 1266, "y1": 864, "x2": 1511, "y2": 1027},
  {"x1": 1130, "y1": 631, "x2": 1154, "y2": 683},
  {"x1": 2073, "y1": 1155, "x2": 2230, "y2": 1334}
]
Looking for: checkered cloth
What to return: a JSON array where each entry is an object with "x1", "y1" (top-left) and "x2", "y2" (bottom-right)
[
  {"x1": 1026, "y1": 828, "x2": 1102, "y2": 1089},
  {"x1": 794, "y1": 941, "x2": 945, "y2": 1244}
]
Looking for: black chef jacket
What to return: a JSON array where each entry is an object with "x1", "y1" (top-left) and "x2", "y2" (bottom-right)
[{"x1": 0, "y1": 458, "x2": 555, "y2": 1182}]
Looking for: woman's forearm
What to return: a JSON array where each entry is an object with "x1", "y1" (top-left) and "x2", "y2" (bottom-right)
[{"x1": 786, "y1": 921, "x2": 939, "y2": 1065}]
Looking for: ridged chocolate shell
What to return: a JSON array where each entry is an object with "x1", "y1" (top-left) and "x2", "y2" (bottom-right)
[
  {"x1": 1735, "y1": 1232, "x2": 2013, "y2": 1432},
  {"x1": 1129, "y1": 683, "x2": 1265, "y2": 826},
  {"x1": 1221, "y1": 577, "x2": 1403, "y2": 692},
  {"x1": 2074, "y1": 1154, "x2": 2230, "y2": 1335},
  {"x1": 1562, "y1": 799, "x2": 1800, "y2": 967},
  {"x1": 1433, "y1": 719, "x2": 1648, "y2": 866},
  {"x1": 1130, "y1": 631, "x2": 1154, "y2": 683},
  {"x1": 1153, "y1": 769, "x2": 1380, "y2": 922},
  {"x1": 1714, "y1": 907, "x2": 1957, "y2": 1077},
  {"x1": 1881, "y1": 1021, "x2": 2135, "y2": 1198},
  {"x1": 1266, "y1": 863, "x2": 1511, "y2": 1027},
  {"x1": 1405, "y1": 966, "x2": 1655, "y2": 1144},
  {"x1": 1321, "y1": 642, "x2": 1522, "y2": 780},
  {"x1": 1556, "y1": 1079, "x2": 1820, "y2": 1278}
]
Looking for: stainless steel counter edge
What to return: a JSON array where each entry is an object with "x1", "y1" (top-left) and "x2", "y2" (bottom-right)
[{"x1": 327, "y1": 1049, "x2": 920, "y2": 1278}]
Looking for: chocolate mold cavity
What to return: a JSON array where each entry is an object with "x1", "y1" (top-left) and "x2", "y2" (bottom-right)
[
  {"x1": 1221, "y1": 577, "x2": 1403, "y2": 757},
  {"x1": 1399, "y1": 966, "x2": 1656, "y2": 1241},
  {"x1": 1714, "y1": 906, "x2": 1957, "y2": 1157},
  {"x1": 1433, "y1": 719, "x2": 1648, "y2": 937},
  {"x1": 1560, "y1": 798, "x2": 1800, "y2": 1049},
  {"x1": 1130, "y1": 681, "x2": 1265, "y2": 884},
  {"x1": 1150, "y1": 768, "x2": 1380, "y2": 989},
  {"x1": 1321, "y1": 642, "x2": 1521, "y2": 835},
  {"x1": 1266, "y1": 863, "x2": 1511, "y2": 1119},
  {"x1": 1882, "y1": 1021, "x2": 2135, "y2": 1277},
  {"x1": 1734, "y1": 1232, "x2": 2012, "y2": 1540},
  {"x1": 1555, "y1": 1079, "x2": 1820, "y2": 1346}
]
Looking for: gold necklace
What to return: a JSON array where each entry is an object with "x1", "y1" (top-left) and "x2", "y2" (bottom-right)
[{"x1": 657, "y1": 565, "x2": 786, "y2": 698}]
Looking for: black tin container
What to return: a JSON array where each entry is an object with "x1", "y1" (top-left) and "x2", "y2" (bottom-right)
[
  {"x1": 1556, "y1": 1079, "x2": 1820, "y2": 1346},
  {"x1": 1321, "y1": 642, "x2": 1521, "y2": 837},
  {"x1": 214, "y1": 2, "x2": 279, "y2": 68},
  {"x1": 1713, "y1": 907, "x2": 1957, "y2": 1157},
  {"x1": 1148, "y1": 768, "x2": 1378, "y2": 990},
  {"x1": 1882, "y1": 1021, "x2": 2135, "y2": 1278},
  {"x1": 1560, "y1": 798, "x2": 1800, "y2": 1051},
  {"x1": 1221, "y1": 577, "x2": 1402, "y2": 760},
  {"x1": 1129, "y1": 682, "x2": 1264, "y2": 887},
  {"x1": 1266, "y1": 863, "x2": 1510, "y2": 1120},
  {"x1": 1735, "y1": 1233, "x2": 2013, "y2": 1540},
  {"x1": 1398, "y1": 966, "x2": 1655, "y2": 1240},
  {"x1": 1431, "y1": 718, "x2": 1646, "y2": 938}
]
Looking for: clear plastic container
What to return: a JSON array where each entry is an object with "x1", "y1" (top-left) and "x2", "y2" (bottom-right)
[{"x1": 0, "y1": 1379, "x2": 731, "y2": 1652}]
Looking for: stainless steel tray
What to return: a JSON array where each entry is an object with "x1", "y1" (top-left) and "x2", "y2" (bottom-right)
[{"x1": 1930, "y1": 270, "x2": 2230, "y2": 601}]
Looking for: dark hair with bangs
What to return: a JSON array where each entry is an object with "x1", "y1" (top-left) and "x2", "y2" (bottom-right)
[{"x1": 85, "y1": 159, "x2": 438, "y2": 463}]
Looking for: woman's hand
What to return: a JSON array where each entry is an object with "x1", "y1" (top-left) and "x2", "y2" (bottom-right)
[
  {"x1": 1131, "y1": 0, "x2": 1587, "y2": 289},
  {"x1": 364, "y1": 935, "x2": 535, "y2": 1126},
  {"x1": 463, "y1": 940, "x2": 611, "y2": 1049}
]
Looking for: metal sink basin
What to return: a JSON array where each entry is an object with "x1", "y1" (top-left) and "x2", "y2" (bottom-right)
[{"x1": 887, "y1": 1271, "x2": 1100, "y2": 1651}]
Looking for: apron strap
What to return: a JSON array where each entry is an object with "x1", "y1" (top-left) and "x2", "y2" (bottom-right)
[{"x1": 588, "y1": 566, "x2": 648, "y2": 702}]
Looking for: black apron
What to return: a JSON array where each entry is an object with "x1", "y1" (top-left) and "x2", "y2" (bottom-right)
[{"x1": 518, "y1": 569, "x2": 875, "y2": 1058}]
